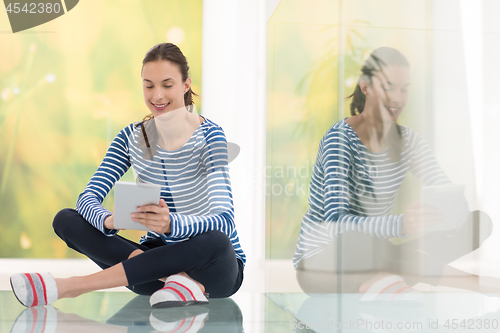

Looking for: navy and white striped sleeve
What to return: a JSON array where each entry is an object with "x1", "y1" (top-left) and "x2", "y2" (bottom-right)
[
  {"x1": 75, "y1": 126, "x2": 132, "y2": 235},
  {"x1": 167, "y1": 126, "x2": 235, "y2": 240},
  {"x1": 321, "y1": 130, "x2": 405, "y2": 239}
]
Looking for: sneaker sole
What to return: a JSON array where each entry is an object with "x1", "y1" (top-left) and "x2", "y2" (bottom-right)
[
  {"x1": 152, "y1": 300, "x2": 209, "y2": 309},
  {"x1": 10, "y1": 275, "x2": 29, "y2": 307}
]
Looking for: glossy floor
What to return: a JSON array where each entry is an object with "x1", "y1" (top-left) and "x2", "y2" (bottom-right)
[
  {"x1": 4, "y1": 290, "x2": 500, "y2": 333},
  {"x1": 3, "y1": 257, "x2": 500, "y2": 333},
  {"x1": 1, "y1": 290, "x2": 306, "y2": 333},
  {"x1": 268, "y1": 292, "x2": 500, "y2": 333},
  {"x1": 0, "y1": 259, "x2": 303, "y2": 333}
]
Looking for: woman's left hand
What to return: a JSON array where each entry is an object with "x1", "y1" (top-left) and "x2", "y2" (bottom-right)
[{"x1": 132, "y1": 199, "x2": 171, "y2": 234}]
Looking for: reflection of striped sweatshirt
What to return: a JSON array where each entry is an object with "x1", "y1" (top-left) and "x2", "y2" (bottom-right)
[
  {"x1": 293, "y1": 118, "x2": 469, "y2": 268},
  {"x1": 75, "y1": 116, "x2": 246, "y2": 265}
]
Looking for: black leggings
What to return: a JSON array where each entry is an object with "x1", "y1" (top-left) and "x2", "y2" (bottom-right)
[{"x1": 53, "y1": 208, "x2": 244, "y2": 298}]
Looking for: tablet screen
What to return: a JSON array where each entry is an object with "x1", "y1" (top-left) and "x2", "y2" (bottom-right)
[
  {"x1": 420, "y1": 184, "x2": 465, "y2": 232},
  {"x1": 113, "y1": 181, "x2": 161, "y2": 231}
]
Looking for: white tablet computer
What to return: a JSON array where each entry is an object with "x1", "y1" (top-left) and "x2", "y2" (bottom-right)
[
  {"x1": 113, "y1": 181, "x2": 161, "y2": 231},
  {"x1": 420, "y1": 184, "x2": 465, "y2": 232}
]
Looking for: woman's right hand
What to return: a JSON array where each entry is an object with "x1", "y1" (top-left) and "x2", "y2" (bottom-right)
[
  {"x1": 402, "y1": 200, "x2": 443, "y2": 235},
  {"x1": 104, "y1": 214, "x2": 115, "y2": 230}
]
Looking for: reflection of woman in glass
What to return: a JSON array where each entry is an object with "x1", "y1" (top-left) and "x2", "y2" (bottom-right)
[
  {"x1": 294, "y1": 47, "x2": 491, "y2": 297},
  {"x1": 11, "y1": 43, "x2": 245, "y2": 308}
]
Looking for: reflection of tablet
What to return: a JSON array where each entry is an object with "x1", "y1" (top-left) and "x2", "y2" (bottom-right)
[
  {"x1": 113, "y1": 181, "x2": 161, "y2": 231},
  {"x1": 390, "y1": 184, "x2": 465, "y2": 245},
  {"x1": 420, "y1": 184, "x2": 465, "y2": 232}
]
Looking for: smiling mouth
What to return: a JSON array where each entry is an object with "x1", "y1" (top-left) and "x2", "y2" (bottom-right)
[
  {"x1": 152, "y1": 102, "x2": 170, "y2": 108},
  {"x1": 385, "y1": 105, "x2": 400, "y2": 113}
]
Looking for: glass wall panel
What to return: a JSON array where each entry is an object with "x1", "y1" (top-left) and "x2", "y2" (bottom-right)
[{"x1": 267, "y1": 0, "x2": 500, "y2": 330}]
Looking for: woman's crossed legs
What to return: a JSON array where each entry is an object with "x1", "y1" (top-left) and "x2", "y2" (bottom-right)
[{"x1": 52, "y1": 208, "x2": 243, "y2": 300}]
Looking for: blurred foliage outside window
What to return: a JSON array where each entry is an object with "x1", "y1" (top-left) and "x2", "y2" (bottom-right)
[{"x1": 0, "y1": 0, "x2": 202, "y2": 258}]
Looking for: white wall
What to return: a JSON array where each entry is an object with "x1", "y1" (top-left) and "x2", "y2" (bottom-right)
[
  {"x1": 201, "y1": 0, "x2": 267, "y2": 267},
  {"x1": 432, "y1": 0, "x2": 500, "y2": 282}
]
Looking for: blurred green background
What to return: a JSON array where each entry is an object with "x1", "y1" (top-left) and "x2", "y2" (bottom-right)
[{"x1": 0, "y1": 0, "x2": 202, "y2": 258}]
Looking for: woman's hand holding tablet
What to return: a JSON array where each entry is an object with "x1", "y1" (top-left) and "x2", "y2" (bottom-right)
[
  {"x1": 132, "y1": 198, "x2": 172, "y2": 234},
  {"x1": 418, "y1": 184, "x2": 465, "y2": 232},
  {"x1": 402, "y1": 200, "x2": 444, "y2": 235},
  {"x1": 400, "y1": 184, "x2": 464, "y2": 235},
  {"x1": 391, "y1": 184, "x2": 465, "y2": 245},
  {"x1": 113, "y1": 181, "x2": 162, "y2": 231}
]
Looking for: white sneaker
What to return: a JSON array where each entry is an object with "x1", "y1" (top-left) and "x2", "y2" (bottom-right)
[{"x1": 150, "y1": 274, "x2": 209, "y2": 308}]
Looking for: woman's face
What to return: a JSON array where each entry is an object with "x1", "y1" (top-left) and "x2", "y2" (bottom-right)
[
  {"x1": 141, "y1": 60, "x2": 191, "y2": 117},
  {"x1": 363, "y1": 64, "x2": 411, "y2": 123}
]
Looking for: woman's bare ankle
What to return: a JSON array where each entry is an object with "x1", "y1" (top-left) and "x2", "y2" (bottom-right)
[{"x1": 55, "y1": 277, "x2": 83, "y2": 299}]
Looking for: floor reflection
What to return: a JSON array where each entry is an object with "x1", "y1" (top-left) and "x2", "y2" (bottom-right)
[
  {"x1": 8, "y1": 294, "x2": 243, "y2": 333},
  {"x1": 267, "y1": 292, "x2": 500, "y2": 333}
]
